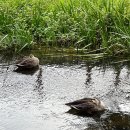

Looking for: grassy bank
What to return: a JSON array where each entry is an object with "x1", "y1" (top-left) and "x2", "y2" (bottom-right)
[{"x1": 0, "y1": 0, "x2": 130, "y2": 55}]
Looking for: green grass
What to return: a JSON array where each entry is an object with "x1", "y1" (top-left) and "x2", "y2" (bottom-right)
[{"x1": 0, "y1": 0, "x2": 130, "y2": 55}]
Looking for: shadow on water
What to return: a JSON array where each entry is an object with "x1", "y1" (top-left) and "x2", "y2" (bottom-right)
[
  {"x1": 1, "y1": 50, "x2": 130, "y2": 130},
  {"x1": 101, "y1": 112, "x2": 130, "y2": 130},
  {"x1": 14, "y1": 66, "x2": 39, "y2": 75},
  {"x1": 66, "y1": 108, "x2": 105, "y2": 118},
  {"x1": 84, "y1": 112, "x2": 130, "y2": 130}
]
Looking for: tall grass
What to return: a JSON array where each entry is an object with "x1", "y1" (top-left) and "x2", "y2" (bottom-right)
[{"x1": 0, "y1": 0, "x2": 130, "y2": 54}]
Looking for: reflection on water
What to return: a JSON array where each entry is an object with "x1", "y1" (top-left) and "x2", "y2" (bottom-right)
[{"x1": 0, "y1": 52, "x2": 130, "y2": 130}]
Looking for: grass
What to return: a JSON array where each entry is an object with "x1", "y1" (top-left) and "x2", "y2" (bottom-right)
[{"x1": 0, "y1": 0, "x2": 130, "y2": 55}]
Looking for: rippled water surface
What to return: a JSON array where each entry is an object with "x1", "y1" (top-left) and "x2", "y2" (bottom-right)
[{"x1": 0, "y1": 52, "x2": 130, "y2": 130}]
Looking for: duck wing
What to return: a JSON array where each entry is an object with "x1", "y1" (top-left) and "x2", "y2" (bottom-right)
[
  {"x1": 65, "y1": 98, "x2": 94, "y2": 106},
  {"x1": 70, "y1": 101, "x2": 96, "y2": 111},
  {"x1": 16, "y1": 58, "x2": 34, "y2": 67}
]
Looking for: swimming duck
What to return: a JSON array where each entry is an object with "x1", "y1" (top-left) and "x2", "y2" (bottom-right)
[
  {"x1": 65, "y1": 98, "x2": 106, "y2": 114},
  {"x1": 16, "y1": 54, "x2": 39, "y2": 69}
]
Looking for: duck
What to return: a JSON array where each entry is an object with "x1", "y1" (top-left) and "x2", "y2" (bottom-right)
[
  {"x1": 16, "y1": 54, "x2": 39, "y2": 69},
  {"x1": 65, "y1": 98, "x2": 106, "y2": 114}
]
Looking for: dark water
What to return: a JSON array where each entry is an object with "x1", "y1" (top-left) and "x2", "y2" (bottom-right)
[{"x1": 0, "y1": 51, "x2": 130, "y2": 130}]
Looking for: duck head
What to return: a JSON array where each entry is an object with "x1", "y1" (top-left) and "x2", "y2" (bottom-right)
[{"x1": 29, "y1": 54, "x2": 34, "y2": 58}]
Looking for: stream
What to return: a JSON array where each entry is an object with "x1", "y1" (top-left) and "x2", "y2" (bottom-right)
[{"x1": 0, "y1": 51, "x2": 130, "y2": 130}]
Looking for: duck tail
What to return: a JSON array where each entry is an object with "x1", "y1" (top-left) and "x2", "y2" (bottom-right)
[
  {"x1": 65, "y1": 102, "x2": 71, "y2": 106},
  {"x1": 16, "y1": 64, "x2": 25, "y2": 67}
]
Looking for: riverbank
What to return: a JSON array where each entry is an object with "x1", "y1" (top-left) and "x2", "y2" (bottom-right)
[{"x1": 0, "y1": 0, "x2": 130, "y2": 55}]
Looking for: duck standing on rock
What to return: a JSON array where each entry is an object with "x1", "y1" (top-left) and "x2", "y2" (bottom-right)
[
  {"x1": 16, "y1": 54, "x2": 39, "y2": 69},
  {"x1": 65, "y1": 98, "x2": 106, "y2": 115}
]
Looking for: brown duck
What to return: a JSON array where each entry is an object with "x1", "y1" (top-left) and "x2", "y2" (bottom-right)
[
  {"x1": 65, "y1": 98, "x2": 106, "y2": 114},
  {"x1": 16, "y1": 54, "x2": 39, "y2": 69}
]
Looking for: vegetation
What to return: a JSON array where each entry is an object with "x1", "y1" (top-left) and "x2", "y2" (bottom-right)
[{"x1": 0, "y1": 0, "x2": 130, "y2": 55}]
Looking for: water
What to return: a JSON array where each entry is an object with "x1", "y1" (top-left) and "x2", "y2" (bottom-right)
[{"x1": 0, "y1": 52, "x2": 130, "y2": 130}]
